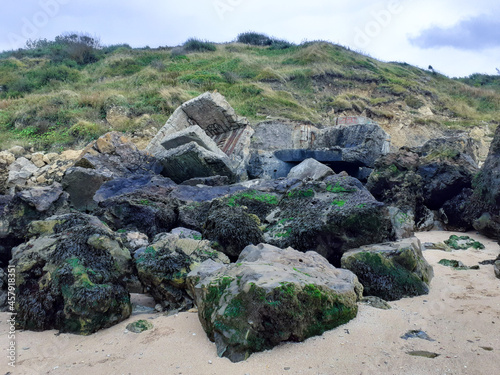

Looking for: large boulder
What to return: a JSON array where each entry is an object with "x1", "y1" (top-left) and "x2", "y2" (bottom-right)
[
  {"x1": 158, "y1": 141, "x2": 238, "y2": 184},
  {"x1": 203, "y1": 200, "x2": 264, "y2": 259},
  {"x1": 367, "y1": 136, "x2": 479, "y2": 232},
  {"x1": 135, "y1": 232, "x2": 229, "y2": 311},
  {"x1": 187, "y1": 243, "x2": 362, "y2": 362},
  {"x1": 0, "y1": 185, "x2": 69, "y2": 262},
  {"x1": 62, "y1": 132, "x2": 162, "y2": 211},
  {"x1": 341, "y1": 237, "x2": 433, "y2": 301},
  {"x1": 11, "y1": 213, "x2": 132, "y2": 334},
  {"x1": 466, "y1": 125, "x2": 500, "y2": 238},
  {"x1": 262, "y1": 175, "x2": 395, "y2": 266},
  {"x1": 97, "y1": 191, "x2": 178, "y2": 239}
]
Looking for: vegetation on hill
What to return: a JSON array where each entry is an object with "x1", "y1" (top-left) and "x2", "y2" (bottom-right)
[{"x1": 0, "y1": 32, "x2": 499, "y2": 151}]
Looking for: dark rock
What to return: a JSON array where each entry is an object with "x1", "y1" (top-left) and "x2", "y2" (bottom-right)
[
  {"x1": 62, "y1": 167, "x2": 113, "y2": 211},
  {"x1": 11, "y1": 213, "x2": 132, "y2": 334},
  {"x1": 94, "y1": 175, "x2": 176, "y2": 202},
  {"x1": 203, "y1": 200, "x2": 264, "y2": 259},
  {"x1": 466, "y1": 125, "x2": 500, "y2": 238},
  {"x1": 97, "y1": 192, "x2": 178, "y2": 239},
  {"x1": 263, "y1": 175, "x2": 395, "y2": 266},
  {"x1": 187, "y1": 243, "x2": 362, "y2": 362},
  {"x1": 135, "y1": 232, "x2": 229, "y2": 311},
  {"x1": 341, "y1": 237, "x2": 433, "y2": 301},
  {"x1": 181, "y1": 175, "x2": 230, "y2": 187}
]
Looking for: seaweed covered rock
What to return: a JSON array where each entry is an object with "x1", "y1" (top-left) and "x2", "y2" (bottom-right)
[
  {"x1": 466, "y1": 125, "x2": 500, "y2": 239},
  {"x1": 341, "y1": 237, "x2": 433, "y2": 301},
  {"x1": 263, "y1": 174, "x2": 394, "y2": 266},
  {"x1": 203, "y1": 200, "x2": 264, "y2": 259},
  {"x1": 494, "y1": 256, "x2": 500, "y2": 279},
  {"x1": 187, "y1": 243, "x2": 362, "y2": 362},
  {"x1": 97, "y1": 191, "x2": 178, "y2": 239},
  {"x1": 0, "y1": 184, "x2": 69, "y2": 261},
  {"x1": 11, "y1": 213, "x2": 132, "y2": 334},
  {"x1": 367, "y1": 137, "x2": 478, "y2": 231},
  {"x1": 135, "y1": 232, "x2": 229, "y2": 311}
]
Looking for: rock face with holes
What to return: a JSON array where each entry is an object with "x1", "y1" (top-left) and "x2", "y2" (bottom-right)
[
  {"x1": 187, "y1": 243, "x2": 362, "y2": 362},
  {"x1": 341, "y1": 237, "x2": 433, "y2": 301}
]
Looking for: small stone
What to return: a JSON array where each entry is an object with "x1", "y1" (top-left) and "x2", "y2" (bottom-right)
[
  {"x1": 208, "y1": 360, "x2": 212, "y2": 364},
  {"x1": 126, "y1": 320, "x2": 153, "y2": 333}
]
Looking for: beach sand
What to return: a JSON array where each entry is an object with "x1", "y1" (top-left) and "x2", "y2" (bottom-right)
[{"x1": 1, "y1": 231, "x2": 499, "y2": 375}]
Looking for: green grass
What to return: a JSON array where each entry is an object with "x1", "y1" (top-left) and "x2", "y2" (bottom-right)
[{"x1": 1, "y1": 35, "x2": 499, "y2": 151}]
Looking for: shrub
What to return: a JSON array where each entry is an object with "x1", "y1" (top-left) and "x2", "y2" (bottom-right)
[
  {"x1": 182, "y1": 38, "x2": 217, "y2": 53},
  {"x1": 237, "y1": 32, "x2": 273, "y2": 46}
]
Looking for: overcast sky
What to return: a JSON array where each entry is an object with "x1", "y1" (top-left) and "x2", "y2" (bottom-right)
[{"x1": 1, "y1": 0, "x2": 499, "y2": 77}]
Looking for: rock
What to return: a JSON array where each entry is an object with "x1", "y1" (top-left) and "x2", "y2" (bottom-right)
[
  {"x1": 11, "y1": 213, "x2": 132, "y2": 334},
  {"x1": 180, "y1": 175, "x2": 230, "y2": 187},
  {"x1": 121, "y1": 231, "x2": 149, "y2": 251},
  {"x1": 30, "y1": 152, "x2": 46, "y2": 168},
  {"x1": 187, "y1": 243, "x2": 362, "y2": 362},
  {"x1": 7, "y1": 157, "x2": 39, "y2": 192},
  {"x1": 126, "y1": 319, "x2": 153, "y2": 333},
  {"x1": 97, "y1": 191, "x2": 178, "y2": 239},
  {"x1": 262, "y1": 175, "x2": 395, "y2": 266},
  {"x1": 75, "y1": 132, "x2": 162, "y2": 177},
  {"x1": 367, "y1": 137, "x2": 478, "y2": 231},
  {"x1": 169, "y1": 227, "x2": 202, "y2": 240},
  {"x1": 135, "y1": 232, "x2": 229, "y2": 311},
  {"x1": 444, "y1": 235, "x2": 484, "y2": 250},
  {"x1": 341, "y1": 237, "x2": 433, "y2": 301},
  {"x1": 0, "y1": 151, "x2": 16, "y2": 194},
  {"x1": 8, "y1": 146, "x2": 26, "y2": 157},
  {"x1": 60, "y1": 149, "x2": 82, "y2": 160},
  {"x1": 17, "y1": 182, "x2": 64, "y2": 211},
  {"x1": 0, "y1": 268, "x2": 6, "y2": 310},
  {"x1": 62, "y1": 167, "x2": 113, "y2": 211},
  {"x1": 93, "y1": 175, "x2": 176, "y2": 203},
  {"x1": 494, "y1": 258, "x2": 500, "y2": 279},
  {"x1": 146, "y1": 92, "x2": 248, "y2": 156},
  {"x1": 360, "y1": 296, "x2": 391, "y2": 310},
  {"x1": 212, "y1": 126, "x2": 254, "y2": 180},
  {"x1": 157, "y1": 141, "x2": 237, "y2": 184},
  {"x1": 203, "y1": 200, "x2": 264, "y2": 259},
  {"x1": 287, "y1": 158, "x2": 334, "y2": 181},
  {"x1": 466, "y1": 125, "x2": 500, "y2": 238}
]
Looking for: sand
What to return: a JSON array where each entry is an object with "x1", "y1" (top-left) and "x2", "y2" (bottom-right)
[{"x1": 1, "y1": 231, "x2": 499, "y2": 375}]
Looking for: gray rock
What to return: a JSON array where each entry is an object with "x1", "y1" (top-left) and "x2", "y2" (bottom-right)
[
  {"x1": 159, "y1": 142, "x2": 237, "y2": 184},
  {"x1": 94, "y1": 175, "x2": 176, "y2": 202},
  {"x1": 287, "y1": 158, "x2": 334, "y2": 180},
  {"x1": 180, "y1": 175, "x2": 230, "y2": 187},
  {"x1": 341, "y1": 237, "x2": 434, "y2": 301},
  {"x1": 7, "y1": 157, "x2": 39, "y2": 192},
  {"x1": 495, "y1": 260, "x2": 500, "y2": 279},
  {"x1": 187, "y1": 243, "x2": 362, "y2": 362},
  {"x1": 62, "y1": 167, "x2": 113, "y2": 211},
  {"x1": 17, "y1": 182, "x2": 64, "y2": 212}
]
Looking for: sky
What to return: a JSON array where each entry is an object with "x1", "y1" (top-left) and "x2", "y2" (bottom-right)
[{"x1": 0, "y1": 0, "x2": 499, "y2": 78}]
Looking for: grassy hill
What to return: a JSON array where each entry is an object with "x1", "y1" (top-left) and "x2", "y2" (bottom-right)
[{"x1": 1, "y1": 33, "x2": 499, "y2": 153}]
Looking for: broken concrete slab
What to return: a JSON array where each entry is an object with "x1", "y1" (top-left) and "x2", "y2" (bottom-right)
[{"x1": 159, "y1": 142, "x2": 237, "y2": 184}]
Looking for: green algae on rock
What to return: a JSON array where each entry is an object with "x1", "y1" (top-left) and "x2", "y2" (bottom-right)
[
  {"x1": 12, "y1": 213, "x2": 132, "y2": 334},
  {"x1": 444, "y1": 235, "x2": 485, "y2": 250},
  {"x1": 126, "y1": 319, "x2": 154, "y2": 333},
  {"x1": 187, "y1": 243, "x2": 362, "y2": 362},
  {"x1": 341, "y1": 237, "x2": 433, "y2": 301}
]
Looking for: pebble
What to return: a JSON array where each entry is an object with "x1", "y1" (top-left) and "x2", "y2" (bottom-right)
[{"x1": 208, "y1": 360, "x2": 212, "y2": 364}]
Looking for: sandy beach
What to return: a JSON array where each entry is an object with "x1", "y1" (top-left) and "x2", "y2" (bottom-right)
[{"x1": 1, "y1": 231, "x2": 499, "y2": 375}]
